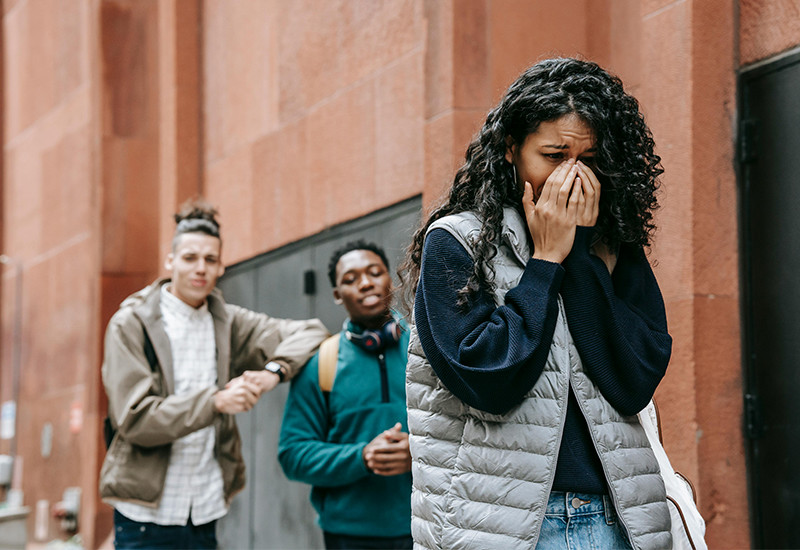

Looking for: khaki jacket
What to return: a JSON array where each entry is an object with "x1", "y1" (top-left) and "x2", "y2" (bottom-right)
[{"x1": 99, "y1": 279, "x2": 328, "y2": 507}]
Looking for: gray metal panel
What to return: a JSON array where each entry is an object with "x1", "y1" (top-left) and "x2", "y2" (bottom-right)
[
  {"x1": 217, "y1": 197, "x2": 421, "y2": 548},
  {"x1": 379, "y1": 205, "x2": 422, "y2": 284},
  {"x1": 250, "y1": 248, "x2": 323, "y2": 550},
  {"x1": 215, "y1": 269, "x2": 257, "y2": 549},
  {"x1": 254, "y1": 248, "x2": 314, "y2": 319},
  {"x1": 250, "y1": 384, "x2": 322, "y2": 549},
  {"x1": 741, "y1": 52, "x2": 800, "y2": 548},
  {"x1": 217, "y1": 267, "x2": 257, "y2": 308},
  {"x1": 216, "y1": 414, "x2": 253, "y2": 546},
  {"x1": 218, "y1": 256, "x2": 322, "y2": 549}
]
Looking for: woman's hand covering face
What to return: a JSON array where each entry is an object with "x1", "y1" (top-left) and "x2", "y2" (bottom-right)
[
  {"x1": 510, "y1": 114, "x2": 600, "y2": 263},
  {"x1": 575, "y1": 160, "x2": 601, "y2": 227},
  {"x1": 521, "y1": 159, "x2": 601, "y2": 264}
]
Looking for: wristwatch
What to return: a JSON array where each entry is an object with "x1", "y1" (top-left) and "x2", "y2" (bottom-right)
[{"x1": 264, "y1": 361, "x2": 285, "y2": 382}]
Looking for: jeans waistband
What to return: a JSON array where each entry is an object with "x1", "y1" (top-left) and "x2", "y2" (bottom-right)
[{"x1": 546, "y1": 491, "x2": 618, "y2": 524}]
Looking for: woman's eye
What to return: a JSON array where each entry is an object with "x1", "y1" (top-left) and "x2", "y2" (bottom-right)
[{"x1": 543, "y1": 153, "x2": 563, "y2": 160}]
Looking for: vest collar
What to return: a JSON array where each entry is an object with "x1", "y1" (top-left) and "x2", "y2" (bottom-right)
[{"x1": 500, "y1": 206, "x2": 532, "y2": 266}]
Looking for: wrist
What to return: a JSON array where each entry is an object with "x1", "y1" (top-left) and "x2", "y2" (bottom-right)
[
  {"x1": 531, "y1": 252, "x2": 566, "y2": 264},
  {"x1": 212, "y1": 390, "x2": 223, "y2": 413},
  {"x1": 361, "y1": 443, "x2": 373, "y2": 473},
  {"x1": 573, "y1": 226, "x2": 594, "y2": 248},
  {"x1": 264, "y1": 361, "x2": 285, "y2": 382}
]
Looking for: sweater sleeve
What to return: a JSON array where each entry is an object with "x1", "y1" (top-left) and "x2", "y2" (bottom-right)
[
  {"x1": 414, "y1": 228, "x2": 564, "y2": 415},
  {"x1": 277, "y1": 353, "x2": 371, "y2": 487},
  {"x1": 560, "y1": 226, "x2": 673, "y2": 415}
]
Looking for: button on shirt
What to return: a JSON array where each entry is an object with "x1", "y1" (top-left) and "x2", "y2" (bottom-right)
[{"x1": 114, "y1": 285, "x2": 227, "y2": 526}]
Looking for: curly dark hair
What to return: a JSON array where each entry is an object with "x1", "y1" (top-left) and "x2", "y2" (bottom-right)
[
  {"x1": 172, "y1": 197, "x2": 221, "y2": 250},
  {"x1": 328, "y1": 239, "x2": 390, "y2": 287},
  {"x1": 399, "y1": 57, "x2": 663, "y2": 309}
]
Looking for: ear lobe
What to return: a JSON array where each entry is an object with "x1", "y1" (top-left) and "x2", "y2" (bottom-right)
[
  {"x1": 164, "y1": 254, "x2": 174, "y2": 271},
  {"x1": 504, "y1": 136, "x2": 516, "y2": 164},
  {"x1": 332, "y1": 289, "x2": 343, "y2": 304}
]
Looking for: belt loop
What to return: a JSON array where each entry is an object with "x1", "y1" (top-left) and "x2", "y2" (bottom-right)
[{"x1": 603, "y1": 495, "x2": 617, "y2": 525}]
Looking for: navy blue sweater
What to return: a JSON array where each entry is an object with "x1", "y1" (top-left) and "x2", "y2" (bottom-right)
[{"x1": 414, "y1": 226, "x2": 672, "y2": 493}]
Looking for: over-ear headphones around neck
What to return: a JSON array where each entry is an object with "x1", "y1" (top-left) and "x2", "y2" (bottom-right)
[{"x1": 344, "y1": 318, "x2": 402, "y2": 353}]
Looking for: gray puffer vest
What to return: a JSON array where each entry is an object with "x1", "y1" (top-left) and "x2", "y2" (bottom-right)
[{"x1": 406, "y1": 207, "x2": 671, "y2": 549}]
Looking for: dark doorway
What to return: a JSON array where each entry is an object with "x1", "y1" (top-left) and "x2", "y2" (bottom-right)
[
  {"x1": 740, "y1": 50, "x2": 800, "y2": 549},
  {"x1": 215, "y1": 197, "x2": 421, "y2": 549}
]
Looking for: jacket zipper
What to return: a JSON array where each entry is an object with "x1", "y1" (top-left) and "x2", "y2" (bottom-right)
[
  {"x1": 377, "y1": 353, "x2": 389, "y2": 403},
  {"x1": 567, "y1": 332, "x2": 640, "y2": 549},
  {"x1": 530, "y1": 298, "x2": 571, "y2": 548}
]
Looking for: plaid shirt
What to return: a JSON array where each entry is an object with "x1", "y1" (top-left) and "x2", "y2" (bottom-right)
[{"x1": 114, "y1": 285, "x2": 227, "y2": 526}]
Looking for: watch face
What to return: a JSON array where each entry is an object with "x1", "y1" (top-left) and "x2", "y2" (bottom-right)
[{"x1": 266, "y1": 363, "x2": 283, "y2": 380}]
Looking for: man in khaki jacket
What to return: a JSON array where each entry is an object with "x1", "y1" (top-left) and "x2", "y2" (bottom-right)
[{"x1": 99, "y1": 199, "x2": 328, "y2": 549}]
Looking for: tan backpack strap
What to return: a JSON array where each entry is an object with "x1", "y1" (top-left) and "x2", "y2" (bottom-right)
[{"x1": 318, "y1": 334, "x2": 341, "y2": 393}]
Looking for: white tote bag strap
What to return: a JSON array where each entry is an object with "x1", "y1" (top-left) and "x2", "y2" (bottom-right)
[{"x1": 638, "y1": 401, "x2": 708, "y2": 550}]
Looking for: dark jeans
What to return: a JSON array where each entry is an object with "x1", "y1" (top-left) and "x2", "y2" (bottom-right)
[
  {"x1": 323, "y1": 531, "x2": 413, "y2": 550},
  {"x1": 114, "y1": 510, "x2": 217, "y2": 550}
]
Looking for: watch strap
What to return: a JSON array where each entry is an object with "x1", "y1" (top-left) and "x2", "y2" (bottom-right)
[{"x1": 264, "y1": 361, "x2": 285, "y2": 382}]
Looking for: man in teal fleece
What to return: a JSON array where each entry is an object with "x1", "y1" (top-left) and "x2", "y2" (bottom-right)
[{"x1": 278, "y1": 240, "x2": 412, "y2": 549}]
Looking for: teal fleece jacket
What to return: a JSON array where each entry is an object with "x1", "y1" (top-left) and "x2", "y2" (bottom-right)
[{"x1": 278, "y1": 318, "x2": 412, "y2": 538}]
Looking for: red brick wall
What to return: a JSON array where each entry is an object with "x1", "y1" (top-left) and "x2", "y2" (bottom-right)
[
  {"x1": 202, "y1": 0, "x2": 426, "y2": 263},
  {"x1": 4, "y1": 1, "x2": 800, "y2": 547},
  {"x1": 741, "y1": 0, "x2": 800, "y2": 65},
  {"x1": 1, "y1": 0, "x2": 103, "y2": 545}
]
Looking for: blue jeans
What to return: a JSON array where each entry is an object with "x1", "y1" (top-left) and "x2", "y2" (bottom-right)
[
  {"x1": 537, "y1": 491, "x2": 632, "y2": 549},
  {"x1": 113, "y1": 510, "x2": 217, "y2": 549},
  {"x1": 323, "y1": 531, "x2": 413, "y2": 549}
]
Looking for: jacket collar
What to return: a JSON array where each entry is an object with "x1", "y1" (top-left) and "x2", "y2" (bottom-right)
[
  {"x1": 500, "y1": 206, "x2": 532, "y2": 266},
  {"x1": 131, "y1": 279, "x2": 230, "y2": 394}
]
